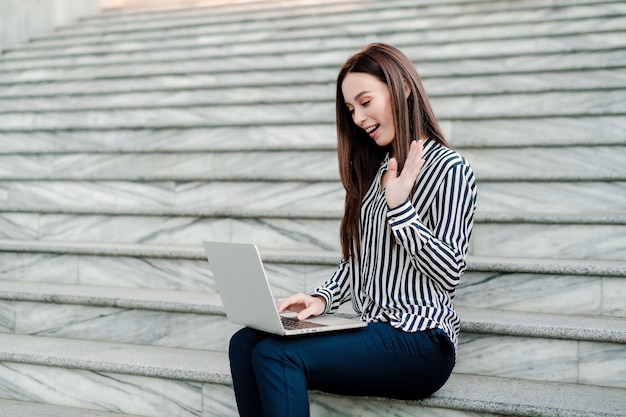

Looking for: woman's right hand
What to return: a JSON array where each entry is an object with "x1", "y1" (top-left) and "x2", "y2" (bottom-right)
[
  {"x1": 385, "y1": 139, "x2": 425, "y2": 208},
  {"x1": 276, "y1": 293, "x2": 326, "y2": 321}
]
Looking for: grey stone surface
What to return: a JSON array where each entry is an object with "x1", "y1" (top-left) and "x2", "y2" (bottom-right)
[
  {"x1": 0, "y1": 0, "x2": 624, "y2": 414},
  {"x1": 0, "y1": 334, "x2": 624, "y2": 416},
  {"x1": 460, "y1": 307, "x2": 626, "y2": 343},
  {"x1": 0, "y1": 333, "x2": 230, "y2": 384},
  {"x1": 0, "y1": 399, "x2": 143, "y2": 417}
]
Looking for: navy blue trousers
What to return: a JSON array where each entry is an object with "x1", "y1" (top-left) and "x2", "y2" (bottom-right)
[{"x1": 228, "y1": 322, "x2": 455, "y2": 417}]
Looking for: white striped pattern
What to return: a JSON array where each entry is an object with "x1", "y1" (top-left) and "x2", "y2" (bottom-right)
[{"x1": 314, "y1": 139, "x2": 477, "y2": 352}]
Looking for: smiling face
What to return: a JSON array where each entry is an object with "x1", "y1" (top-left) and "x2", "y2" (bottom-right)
[{"x1": 341, "y1": 72, "x2": 396, "y2": 148}]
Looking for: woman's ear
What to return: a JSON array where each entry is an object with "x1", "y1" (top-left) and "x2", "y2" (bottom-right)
[{"x1": 403, "y1": 79, "x2": 411, "y2": 99}]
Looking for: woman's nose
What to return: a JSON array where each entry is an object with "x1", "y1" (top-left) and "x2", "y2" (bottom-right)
[{"x1": 353, "y1": 108, "x2": 366, "y2": 126}]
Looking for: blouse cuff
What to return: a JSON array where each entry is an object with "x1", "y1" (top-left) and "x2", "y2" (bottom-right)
[
  {"x1": 387, "y1": 198, "x2": 432, "y2": 247},
  {"x1": 387, "y1": 199, "x2": 418, "y2": 229},
  {"x1": 311, "y1": 288, "x2": 333, "y2": 315}
]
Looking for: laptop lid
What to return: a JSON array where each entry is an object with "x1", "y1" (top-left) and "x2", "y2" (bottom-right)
[{"x1": 203, "y1": 241, "x2": 367, "y2": 336}]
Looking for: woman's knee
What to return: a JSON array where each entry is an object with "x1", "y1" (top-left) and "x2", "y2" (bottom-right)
[
  {"x1": 250, "y1": 337, "x2": 284, "y2": 364},
  {"x1": 229, "y1": 327, "x2": 264, "y2": 361}
]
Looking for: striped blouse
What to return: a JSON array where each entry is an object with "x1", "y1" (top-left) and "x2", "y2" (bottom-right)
[{"x1": 313, "y1": 139, "x2": 477, "y2": 352}]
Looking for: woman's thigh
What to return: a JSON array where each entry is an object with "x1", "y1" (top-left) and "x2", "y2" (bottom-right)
[{"x1": 255, "y1": 322, "x2": 455, "y2": 400}]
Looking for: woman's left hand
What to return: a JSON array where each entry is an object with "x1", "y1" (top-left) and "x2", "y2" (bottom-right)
[{"x1": 385, "y1": 139, "x2": 425, "y2": 208}]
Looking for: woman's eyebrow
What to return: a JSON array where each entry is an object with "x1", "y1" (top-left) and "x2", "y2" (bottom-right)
[
  {"x1": 354, "y1": 91, "x2": 371, "y2": 101},
  {"x1": 345, "y1": 91, "x2": 372, "y2": 105}
]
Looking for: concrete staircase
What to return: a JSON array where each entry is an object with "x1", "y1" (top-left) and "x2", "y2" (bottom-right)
[{"x1": 0, "y1": 0, "x2": 625, "y2": 415}]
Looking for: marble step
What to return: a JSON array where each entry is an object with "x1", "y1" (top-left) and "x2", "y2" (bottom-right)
[
  {"x1": 0, "y1": 150, "x2": 341, "y2": 181},
  {"x1": 3, "y1": 46, "x2": 625, "y2": 82},
  {"x1": 26, "y1": 1, "x2": 626, "y2": 49},
  {"x1": 2, "y1": 91, "x2": 625, "y2": 130},
  {"x1": 1, "y1": 334, "x2": 623, "y2": 417},
  {"x1": 1, "y1": 208, "x2": 625, "y2": 258},
  {"x1": 476, "y1": 181, "x2": 626, "y2": 214},
  {"x1": 0, "y1": 399, "x2": 144, "y2": 417},
  {"x1": 460, "y1": 266, "x2": 626, "y2": 318},
  {"x1": 0, "y1": 333, "x2": 229, "y2": 417},
  {"x1": 0, "y1": 115, "x2": 624, "y2": 152},
  {"x1": 3, "y1": 68, "x2": 626, "y2": 109},
  {"x1": 0, "y1": 239, "x2": 624, "y2": 314},
  {"x1": 0, "y1": 146, "x2": 622, "y2": 182},
  {"x1": 471, "y1": 221, "x2": 626, "y2": 261},
  {"x1": 10, "y1": 6, "x2": 625, "y2": 60},
  {"x1": 2, "y1": 180, "x2": 626, "y2": 216},
  {"x1": 0, "y1": 181, "x2": 347, "y2": 215},
  {"x1": 1, "y1": 28, "x2": 623, "y2": 73},
  {"x1": 0, "y1": 281, "x2": 625, "y2": 388}
]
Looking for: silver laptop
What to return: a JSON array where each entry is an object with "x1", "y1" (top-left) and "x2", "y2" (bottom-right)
[{"x1": 203, "y1": 241, "x2": 367, "y2": 336}]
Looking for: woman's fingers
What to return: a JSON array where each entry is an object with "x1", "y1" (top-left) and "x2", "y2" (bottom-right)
[
  {"x1": 385, "y1": 140, "x2": 425, "y2": 208},
  {"x1": 405, "y1": 140, "x2": 425, "y2": 176},
  {"x1": 276, "y1": 293, "x2": 326, "y2": 320},
  {"x1": 276, "y1": 293, "x2": 305, "y2": 313}
]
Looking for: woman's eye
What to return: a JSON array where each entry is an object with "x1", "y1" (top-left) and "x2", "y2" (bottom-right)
[{"x1": 361, "y1": 100, "x2": 370, "y2": 107}]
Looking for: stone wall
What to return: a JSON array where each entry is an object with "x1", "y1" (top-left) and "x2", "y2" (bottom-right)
[{"x1": 0, "y1": 0, "x2": 100, "y2": 52}]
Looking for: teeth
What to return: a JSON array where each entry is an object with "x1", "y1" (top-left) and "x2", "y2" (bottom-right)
[{"x1": 366, "y1": 124, "x2": 379, "y2": 133}]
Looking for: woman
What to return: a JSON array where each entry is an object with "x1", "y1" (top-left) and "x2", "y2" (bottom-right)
[{"x1": 228, "y1": 43, "x2": 477, "y2": 417}]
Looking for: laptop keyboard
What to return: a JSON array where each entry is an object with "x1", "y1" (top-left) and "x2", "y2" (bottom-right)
[{"x1": 281, "y1": 316, "x2": 327, "y2": 330}]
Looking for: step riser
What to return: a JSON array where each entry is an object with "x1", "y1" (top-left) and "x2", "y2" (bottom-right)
[
  {"x1": 0, "y1": 181, "x2": 347, "y2": 214},
  {"x1": 472, "y1": 223, "x2": 626, "y2": 261},
  {"x1": 3, "y1": 181, "x2": 626, "y2": 216},
  {"x1": 0, "y1": 146, "x2": 623, "y2": 182},
  {"x1": 0, "y1": 252, "x2": 332, "y2": 293},
  {"x1": 0, "y1": 126, "x2": 339, "y2": 152},
  {"x1": 0, "y1": 363, "x2": 204, "y2": 417},
  {"x1": 2, "y1": 91, "x2": 625, "y2": 129},
  {"x1": 0, "y1": 213, "x2": 342, "y2": 250},
  {"x1": 459, "y1": 272, "x2": 625, "y2": 318},
  {"x1": 0, "y1": 146, "x2": 626, "y2": 181},
  {"x1": 2, "y1": 213, "x2": 625, "y2": 259},
  {"x1": 3, "y1": 300, "x2": 238, "y2": 352},
  {"x1": 3, "y1": 301, "x2": 625, "y2": 388},
  {"x1": 458, "y1": 334, "x2": 626, "y2": 389},
  {"x1": 477, "y1": 182, "x2": 626, "y2": 214},
  {"x1": 0, "y1": 252, "x2": 215, "y2": 291},
  {"x1": 0, "y1": 152, "x2": 340, "y2": 181}
]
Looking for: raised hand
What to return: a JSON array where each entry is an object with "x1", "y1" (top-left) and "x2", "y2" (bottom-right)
[{"x1": 385, "y1": 140, "x2": 425, "y2": 208}]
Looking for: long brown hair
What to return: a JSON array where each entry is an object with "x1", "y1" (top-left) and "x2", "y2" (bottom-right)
[{"x1": 336, "y1": 43, "x2": 449, "y2": 261}]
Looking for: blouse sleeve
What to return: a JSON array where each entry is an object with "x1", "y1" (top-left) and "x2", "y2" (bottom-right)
[
  {"x1": 386, "y1": 163, "x2": 477, "y2": 292},
  {"x1": 312, "y1": 260, "x2": 352, "y2": 314}
]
